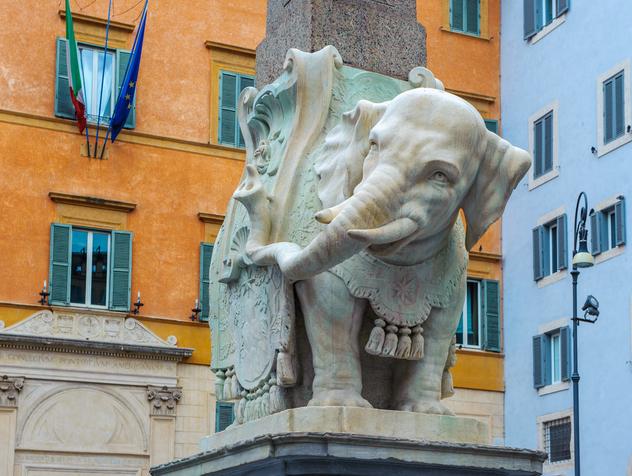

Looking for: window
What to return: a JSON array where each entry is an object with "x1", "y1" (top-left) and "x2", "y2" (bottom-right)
[
  {"x1": 484, "y1": 119, "x2": 499, "y2": 135},
  {"x1": 218, "y1": 71, "x2": 255, "y2": 148},
  {"x1": 49, "y1": 223, "x2": 132, "y2": 311},
  {"x1": 543, "y1": 417, "x2": 572, "y2": 463},
  {"x1": 533, "y1": 214, "x2": 567, "y2": 280},
  {"x1": 597, "y1": 61, "x2": 631, "y2": 156},
  {"x1": 215, "y1": 401, "x2": 234, "y2": 432},
  {"x1": 55, "y1": 38, "x2": 135, "y2": 128},
  {"x1": 533, "y1": 327, "x2": 570, "y2": 388},
  {"x1": 524, "y1": 0, "x2": 569, "y2": 40},
  {"x1": 603, "y1": 71, "x2": 625, "y2": 144},
  {"x1": 456, "y1": 279, "x2": 500, "y2": 351},
  {"x1": 590, "y1": 197, "x2": 626, "y2": 255},
  {"x1": 533, "y1": 112, "x2": 553, "y2": 179},
  {"x1": 199, "y1": 242, "x2": 214, "y2": 322},
  {"x1": 450, "y1": 0, "x2": 480, "y2": 36}
]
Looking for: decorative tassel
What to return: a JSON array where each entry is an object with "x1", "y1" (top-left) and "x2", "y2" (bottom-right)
[
  {"x1": 245, "y1": 395, "x2": 253, "y2": 422},
  {"x1": 261, "y1": 384, "x2": 270, "y2": 417},
  {"x1": 409, "y1": 326, "x2": 424, "y2": 360},
  {"x1": 381, "y1": 325, "x2": 399, "y2": 357},
  {"x1": 276, "y1": 351, "x2": 296, "y2": 386},
  {"x1": 365, "y1": 319, "x2": 386, "y2": 355},
  {"x1": 214, "y1": 369, "x2": 225, "y2": 401},
  {"x1": 269, "y1": 384, "x2": 285, "y2": 414},
  {"x1": 236, "y1": 392, "x2": 247, "y2": 424},
  {"x1": 395, "y1": 327, "x2": 412, "y2": 359},
  {"x1": 231, "y1": 373, "x2": 241, "y2": 398},
  {"x1": 223, "y1": 374, "x2": 233, "y2": 400}
]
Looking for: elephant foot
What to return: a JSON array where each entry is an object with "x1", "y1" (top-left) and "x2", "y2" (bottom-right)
[
  {"x1": 396, "y1": 399, "x2": 454, "y2": 416},
  {"x1": 309, "y1": 389, "x2": 373, "y2": 408}
]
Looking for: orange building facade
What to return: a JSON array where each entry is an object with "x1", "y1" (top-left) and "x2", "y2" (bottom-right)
[{"x1": 0, "y1": 1, "x2": 503, "y2": 473}]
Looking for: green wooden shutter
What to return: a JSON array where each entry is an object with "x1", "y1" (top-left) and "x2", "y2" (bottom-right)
[
  {"x1": 589, "y1": 210, "x2": 602, "y2": 255},
  {"x1": 533, "y1": 226, "x2": 545, "y2": 280},
  {"x1": 614, "y1": 73, "x2": 625, "y2": 139},
  {"x1": 237, "y1": 75, "x2": 255, "y2": 148},
  {"x1": 484, "y1": 119, "x2": 499, "y2": 134},
  {"x1": 49, "y1": 223, "x2": 72, "y2": 305},
  {"x1": 533, "y1": 334, "x2": 548, "y2": 389},
  {"x1": 450, "y1": 0, "x2": 464, "y2": 31},
  {"x1": 534, "y1": 118, "x2": 543, "y2": 178},
  {"x1": 219, "y1": 72, "x2": 237, "y2": 145},
  {"x1": 116, "y1": 49, "x2": 136, "y2": 129},
  {"x1": 55, "y1": 38, "x2": 75, "y2": 119},
  {"x1": 556, "y1": 0, "x2": 570, "y2": 17},
  {"x1": 543, "y1": 113, "x2": 553, "y2": 174},
  {"x1": 466, "y1": 0, "x2": 480, "y2": 35},
  {"x1": 556, "y1": 214, "x2": 568, "y2": 270},
  {"x1": 215, "y1": 402, "x2": 234, "y2": 432},
  {"x1": 109, "y1": 230, "x2": 132, "y2": 311},
  {"x1": 615, "y1": 197, "x2": 626, "y2": 246},
  {"x1": 482, "y1": 279, "x2": 500, "y2": 352},
  {"x1": 524, "y1": 0, "x2": 538, "y2": 39},
  {"x1": 560, "y1": 326, "x2": 571, "y2": 381},
  {"x1": 199, "y1": 243, "x2": 213, "y2": 322}
]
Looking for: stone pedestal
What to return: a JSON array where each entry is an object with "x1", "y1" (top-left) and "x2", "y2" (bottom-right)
[
  {"x1": 256, "y1": 0, "x2": 426, "y2": 85},
  {"x1": 151, "y1": 408, "x2": 545, "y2": 476}
]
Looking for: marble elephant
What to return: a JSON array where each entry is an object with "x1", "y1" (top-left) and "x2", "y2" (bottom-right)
[{"x1": 235, "y1": 87, "x2": 530, "y2": 414}]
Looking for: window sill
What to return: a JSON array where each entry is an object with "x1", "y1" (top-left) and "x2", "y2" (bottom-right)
[
  {"x1": 528, "y1": 14, "x2": 566, "y2": 45},
  {"x1": 529, "y1": 168, "x2": 559, "y2": 190},
  {"x1": 439, "y1": 27, "x2": 492, "y2": 41},
  {"x1": 594, "y1": 244, "x2": 625, "y2": 264},
  {"x1": 536, "y1": 269, "x2": 567, "y2": 288},
  {"x1": 597, "y1": 132, "x2": 632, "y2": 157},
  {"x1": 538, "y1": 380, "x2": 570, "y2": 396}
]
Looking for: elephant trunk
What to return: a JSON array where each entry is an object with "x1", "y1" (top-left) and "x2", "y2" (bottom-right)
[{"x1": 279, "y1": 167, "x2": 404, "y2": 281}]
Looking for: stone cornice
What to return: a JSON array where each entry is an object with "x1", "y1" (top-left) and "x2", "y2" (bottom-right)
[
  {"x1": 0, "y1": 109, "x2": 246, "y2": 162},
  {"x1": 49, "y1": 192, "x2": 137, "y2": 213},
  {"x1": 198, "y1": 212, "x2": 225, "y2": 224},
  {"x1": 0, "y1": 334, "x2": 192, "y2": 361},
  {"x1": 204, "y1": 40, "x2": 256, "y2": 57},
  {"x1": 58, "y1": 9, "x2": 136, "y2": 32}
]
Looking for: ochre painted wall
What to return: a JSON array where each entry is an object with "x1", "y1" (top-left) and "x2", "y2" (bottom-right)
[{"x1": 0, "y1": 1, "x2": 503, "y2": 387}]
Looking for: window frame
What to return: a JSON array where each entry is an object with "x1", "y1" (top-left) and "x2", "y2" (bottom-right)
[
  {"x1": 590, "y1": 195, "x2": 626, "y2": 263},
  {"x1": 217, "y1": 70, "x2": 255, "y2": 149},
  {"x1": 528, "y1": 102, "x2": 559, "y2": 190},
  {"x1": 533, "y1": 321, "x2": 571, "y2": 393},
  {"x1": 533, "y1": 210, "x2": 567, "y2": 284},
  {"x1": 544, "y1": 416, "x2": 572, "y2": 464},
  {"x1": 457, "y1": 279, "x2": 482, "y2": 348},
  {"x1": 596, "y1": 60, "x2": 632, "y2": 157},
  {"x1": 537, "y1": 409, "x2": 574, "y2": 471},
  {"x1": 69, "y1": 227, "x2": 112, "y2": 309},
  {"x1": 524, "y1": 0, "x2": 569, "y2": 44},
  {"x1": 450, "y1": 0, "x2": 481, "y2": 36}
]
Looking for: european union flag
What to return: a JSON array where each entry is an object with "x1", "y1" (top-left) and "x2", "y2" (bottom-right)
[{"x1": 110, "y1": 1, "x2": 148, "y2": 142}]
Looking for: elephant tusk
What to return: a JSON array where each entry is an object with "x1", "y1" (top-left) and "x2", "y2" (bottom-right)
[
  {"x1": 314, "y1": 201, "x2": 347, "y2": 224},
  {"x1": 347, "y1": 217, "x2": 419, "y2": 245}
]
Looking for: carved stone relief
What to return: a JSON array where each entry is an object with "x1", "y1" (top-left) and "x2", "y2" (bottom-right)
[
  {"x1": 147, "y1": 386, "x2": 182, "y2": 417},
  {"x1": 0, "y1": 375, "x2": 24, "y2": 408}
]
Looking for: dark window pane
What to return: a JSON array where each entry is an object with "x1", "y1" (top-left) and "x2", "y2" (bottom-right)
[
  {"x1": 544, "y1": 0, "x2": 554, "y2": 25},
  {"x1": 543, "y1": 113, "x2": 553, "y2": 173},
  {"x1": 534, "y1": 119, "x2": 543, "y2": 177},
  {"x1": 615, "y1": 73, "x2": 625, "y2": 138},
  {"x1": 610, "y1": 211, "x2": 616, "y2": 249},
  {"x1": 91, "y1": 232, "x2": 109, "y2": 306},
  {"x1": 467, "y1": 281, "x2": 479, "y2": 346},
  {"x1": 604, "y1": 79, "x2": 614, "y2": 143},
  {"x1": 551, "y1": 224, "x2": 558, "y2": 271},
  {"x1": 456, "y1": 314, "x2": 464, "y2": 345},
  {"x1": 70, "y1": 230, "x2": 88, "y2": 304},
  {"x1": 546, "y1": 418, "x2": 572, "y2": 463}
]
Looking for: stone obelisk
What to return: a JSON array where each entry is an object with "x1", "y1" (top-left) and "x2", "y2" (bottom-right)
[{"x1": 256, "y1": 0, "x2": 426, "y2": 86}]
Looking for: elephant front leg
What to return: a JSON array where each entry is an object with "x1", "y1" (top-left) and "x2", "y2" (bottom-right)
[{"x1": 295, "y1": 272, "x2": 371, "y2": 408}]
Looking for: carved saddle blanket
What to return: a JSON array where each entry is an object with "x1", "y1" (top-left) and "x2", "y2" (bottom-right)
[{"x1": 330, "y1": 218, "x2": 468, "y2": 360}]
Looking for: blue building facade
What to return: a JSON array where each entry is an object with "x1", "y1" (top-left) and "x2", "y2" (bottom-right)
[{"x1": 501, "y1": 1, "x2": 632, "y2": 475}]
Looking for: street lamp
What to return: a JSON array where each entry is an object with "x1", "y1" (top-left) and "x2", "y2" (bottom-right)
[{"x1": 570, "y1": 192, "x2": 599, "y2": 476}]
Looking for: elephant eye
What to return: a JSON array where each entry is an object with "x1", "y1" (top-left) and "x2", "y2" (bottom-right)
[
  {"x1": 368, "y1": 141, "x2": 378, "y2": 152},
  {"x1": 431, "y1": 171, "x2": 449, "y2": 184}
]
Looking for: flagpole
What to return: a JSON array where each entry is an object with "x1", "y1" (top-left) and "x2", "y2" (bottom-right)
[
  {"x1": 99, "y1": 126, "x2": 111, "y2": 160},
  {"x1": 78, "y1": 46, "x2": 91, "y2": 157},
  {"x1": 94, "y1": 0, "x2": 113, "y2": 157}
]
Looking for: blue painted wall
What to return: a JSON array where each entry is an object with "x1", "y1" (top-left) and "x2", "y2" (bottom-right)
[{"x1": 501, "y1": 1, "x2": 632, "y2": 475}]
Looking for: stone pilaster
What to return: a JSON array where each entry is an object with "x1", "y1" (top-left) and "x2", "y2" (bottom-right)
[
  {"x1": 147, "y1": 385, "x2": 183, "y2": 417},
  {"x1": 0, "y1": 375, "x2": 24, "y2": 408}
]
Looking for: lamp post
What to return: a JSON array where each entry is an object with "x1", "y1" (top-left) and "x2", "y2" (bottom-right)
[{"x1": 570, "y1": 192, "x2": 599, "y2": 476}]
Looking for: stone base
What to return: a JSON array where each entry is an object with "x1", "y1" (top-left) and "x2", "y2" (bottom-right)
[
  {"x1": 151, "y1": 408, "x2": 545, "y2": 476},
  {"x1": 200, "y1": 407, "x2": 491, "y2": 452}
]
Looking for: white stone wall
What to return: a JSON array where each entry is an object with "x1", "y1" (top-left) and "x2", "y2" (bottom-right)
[
  {"x1": 174, "y1": 363, "x2": 215, "y2": 459},
  {"x1": 444, "y1": 388, "x2": 504, "y2": 445}
]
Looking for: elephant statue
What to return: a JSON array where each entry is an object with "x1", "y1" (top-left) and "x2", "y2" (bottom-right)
[{"x1": 208, "y1": 47, "x2": 530, "y2": 423}]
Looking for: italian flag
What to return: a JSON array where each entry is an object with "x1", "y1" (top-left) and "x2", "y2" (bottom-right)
[{"x1": 65, "y1": 0, "x2": 86, "y2": 133}]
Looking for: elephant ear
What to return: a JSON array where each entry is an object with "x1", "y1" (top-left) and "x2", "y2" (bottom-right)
[
  {"x1": 462, "y1": 131, "x2": 531, "y2": 250},
  {"x1": 315, "y1": 99, "x2": 389, "y2": 208}
]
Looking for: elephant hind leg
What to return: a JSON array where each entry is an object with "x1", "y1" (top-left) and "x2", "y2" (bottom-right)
[{"x1": 295, "y1": 272, "x2": 371, "y2": 408}]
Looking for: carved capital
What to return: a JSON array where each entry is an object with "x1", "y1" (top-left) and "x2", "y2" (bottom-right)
[
  {"x1": 0, "y1": 375, "x2": 25, "y2": 408},
  {"x1": 147, "y1": 385, "x2": 182, "y2": 416}
]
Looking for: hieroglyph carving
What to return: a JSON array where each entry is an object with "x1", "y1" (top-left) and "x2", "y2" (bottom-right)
[
  {"x1": 147, "y1": 386, "x2": 182, "y2": 416},
  {"x1": 208, "y1": 46, "x2": 530, "y2": 424},
  {"x1": 0, "y1": 375, "x2": 24, "y2": 407}
]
